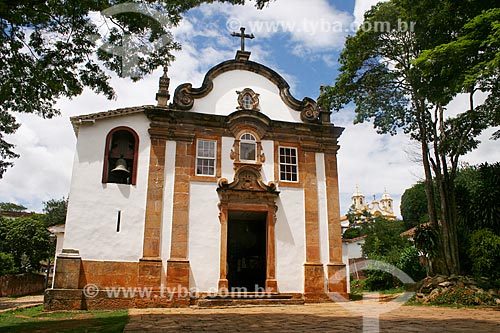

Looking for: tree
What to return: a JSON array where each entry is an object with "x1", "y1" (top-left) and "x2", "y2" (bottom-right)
[
  {"x1": 400, "y1": 182, "x2": 429, "y2": 229},
  {"x1": 320, "y1": 0, "x2": 499, "y2": 275},
  {"x1": 0, "y1": 215, "x2": 50, "y2": 273},
  {"x1": 0, "y1": 0, "x2": 270, "y2": 178},
  {"x1": 0, "y1": 202, "x2": 27, "y2": 212},
  {"x1": 362, "y1": 217, "x2": 408, "y2": 260},
  {"x1": 43, "y1": 197, "x2": 68, "y2": 226}
]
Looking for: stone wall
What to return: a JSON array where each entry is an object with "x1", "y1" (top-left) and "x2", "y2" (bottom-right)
[{"x1": 0, "y1": 273, "x2": 45, "y2": 297}]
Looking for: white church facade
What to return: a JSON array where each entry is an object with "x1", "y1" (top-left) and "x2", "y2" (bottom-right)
[{"x1": 45, "y1": 48, "x2": 347, "y2": 309}]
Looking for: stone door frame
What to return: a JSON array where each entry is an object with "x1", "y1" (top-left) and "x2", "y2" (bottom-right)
[
  {"x1": 217, "y1": 201, "x2": 278, "y2": 293},
  {"x1": 216, "y1": 165, "x2": 279, "y2": 293}
]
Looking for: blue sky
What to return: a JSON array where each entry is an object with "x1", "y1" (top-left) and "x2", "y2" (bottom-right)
[{"x1": 1, "y1": 0, "x2": 499, "y2": 218}]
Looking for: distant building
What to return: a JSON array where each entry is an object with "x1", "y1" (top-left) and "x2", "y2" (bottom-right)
[{"x1": 341, "y1": 186, "x2": 396, "y2": 232}]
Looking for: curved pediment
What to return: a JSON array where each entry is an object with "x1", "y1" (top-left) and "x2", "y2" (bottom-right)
[{"x1": 170, "y1": 59, "x2": 322, "y2": 123}]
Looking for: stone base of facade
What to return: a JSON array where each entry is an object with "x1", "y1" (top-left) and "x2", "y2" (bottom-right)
[
  {"x1": 327, "y1": 263, "x2": 348, "y2": 300},
  {"x1": 44, "y1": 289, "x2": 190, "y2": 311},
  {"x1": 44, "y1": 288, "x2": 340, "y2": 310}
]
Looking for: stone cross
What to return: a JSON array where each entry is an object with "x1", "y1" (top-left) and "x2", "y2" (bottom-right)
[{"x1": 231, "y1": 27, "x2": 254, "y2": 52}]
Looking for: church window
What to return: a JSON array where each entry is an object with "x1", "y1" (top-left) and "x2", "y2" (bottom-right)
[
  {"x1": 239, "y1": 133, "x2": 257, "y2": 162},
  {"x1": 242, "y1": 94, "x2": 253, "y2": 109},
  {"x1": 102, "y1": 127, "x2": 139, "y2": 185},
  {"x1": 196, "y1": 139, "x2": 216, "y2": 176},
  {"x1": 279, "y1": 146, "x2": 298, "y2": 182}
]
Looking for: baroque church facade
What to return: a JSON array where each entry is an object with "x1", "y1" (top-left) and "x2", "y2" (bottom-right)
[{"x1": 45, "y1": 47, "x2": 347, "y2": 309}]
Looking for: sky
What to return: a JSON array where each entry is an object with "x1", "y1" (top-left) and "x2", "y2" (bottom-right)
[{"x1": 1, "y1": 0, "x2": 499, "y2": 218}]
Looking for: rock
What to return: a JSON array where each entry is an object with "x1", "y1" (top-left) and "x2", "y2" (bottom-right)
[
  {"x1": 416, "y1": 293, "x2": 425, "y2": 298},
  {"x1": 488, "y1": 289, "x2": 497, "y2": 296},
  {"x1": 438, "y1": 281, "x2": 452, "y2": 287},
  {"x1": 436, "y1": 276, "x2": 446, "y2": 284},
  {"x1": 456, "y1": 281, "x2": 465, "y2": 288},
  {"x1": 495, "y1": 298, "x2": 500, "y2": 305}
]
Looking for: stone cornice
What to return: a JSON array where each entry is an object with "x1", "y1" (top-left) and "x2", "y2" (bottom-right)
[
  {"x1": 145, "y1": 108, "x2": 344, "y2": 153},
  {"x1": 170, "y1": 59, "x2": 323, "y2": 124}
]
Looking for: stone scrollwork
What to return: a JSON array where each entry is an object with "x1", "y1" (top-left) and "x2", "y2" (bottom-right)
[
  {"x1": 300, "y1": 102, "x2": 321, "y2": 123},
  {"x1": 217, "y1": 165, "x2": 279, "y2": 194}
]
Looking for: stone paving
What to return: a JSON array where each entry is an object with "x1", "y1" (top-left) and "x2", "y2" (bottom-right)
[{"x1": 125, "y1": 302, "x2": 500, "y2": 332}]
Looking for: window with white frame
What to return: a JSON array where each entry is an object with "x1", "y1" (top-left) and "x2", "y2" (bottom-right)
[
  {"x1": 196, "y1": 139, "x2": 216, "y2": 176},
  {"x1": 239, "y1": 133, "x2": 257, "y2": 162},
  {"x1": 279, "y1": 146, "x2": 298, "y2": 182}
]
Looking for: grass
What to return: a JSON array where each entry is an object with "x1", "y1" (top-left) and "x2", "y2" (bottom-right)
[{"x1": 0, "y1": 305, "x2": 128, "y2": 332}]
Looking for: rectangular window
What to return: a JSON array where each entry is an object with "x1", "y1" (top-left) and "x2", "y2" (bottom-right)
[
  {"x1": 196, "y1": 139, "x2": 216, "y2": 176},
  {"x1": 279, "y1": 146, "x2": 298, "y2": 182}
]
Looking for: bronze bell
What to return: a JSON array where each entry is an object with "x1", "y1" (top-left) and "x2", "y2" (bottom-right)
[{"x1": 111, "y1": 158, "x2": 130, "y2": 178}]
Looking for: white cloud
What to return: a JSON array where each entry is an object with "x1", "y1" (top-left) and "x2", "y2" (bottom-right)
[{"x1": 353, "y1": 0, "x2": 387, "y2": 27}]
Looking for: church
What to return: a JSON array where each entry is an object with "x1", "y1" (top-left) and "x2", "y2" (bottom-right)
[{"x1": 45, "y1": 32, "x2": 347, "y2": 310}]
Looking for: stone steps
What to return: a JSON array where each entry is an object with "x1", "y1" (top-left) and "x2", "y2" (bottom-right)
[{"x1": 194, "y1": 293, "x2": 305, "y2": 308}]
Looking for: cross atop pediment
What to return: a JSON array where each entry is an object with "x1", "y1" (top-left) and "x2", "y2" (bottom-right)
[{"x1": 231, "y1": 27, "x2": 254, "y2": 52}]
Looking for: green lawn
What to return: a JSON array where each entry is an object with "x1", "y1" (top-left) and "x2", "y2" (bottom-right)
[{"x1": 0, "y1": 306, "x2": 128, "y2": 332}]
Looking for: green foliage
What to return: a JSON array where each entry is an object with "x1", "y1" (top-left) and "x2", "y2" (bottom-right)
[
  {"x1": 397, "y1": 246, "x2": 426, "y2": 282},
  {"x1": 455, "y1": 163, "x2": 500, "y2": 232},
  {"x1": 43, "y1": 198, "x2": 68, "y2": 226},
  {"x1": 362, "y1": 217, "x2": 408, "y2": 259},
  {"x1": 342, "y1": 227, "x2": 362, "y2": 240},
  {"x1": 0, "y1": 216, "x2": 50, "y2": 273},
  {"x1": 0, "y1": 252, "x2": 16, "y2": 276},
  {"x1": 0, "y1": 202, "x2": 27, "y2": 212},
  {"x1": 361, "y1": 217, "x2": 425, "y2": 290},
  {"x1": 364, "y1": 269, "x2": 400, "y2": 291},
  {"x1": 468, "y1": 229, "x2": 500, "y2": 281},
  {"x1": 0, "y1": 0, "x2": 270, "y2": 178},
  {"x1": 400, "y1": 182, "x2": 430, "y2": 229}
]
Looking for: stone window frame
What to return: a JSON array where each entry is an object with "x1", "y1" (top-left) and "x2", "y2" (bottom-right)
[
  {"x1": 278, "y1": 146, "x2": 299, "y2": 183},
  {"x1": 192, "y1": 135, "x2": 222, "y2": 182},
  {"x1": 102, "y1": 126, "x2": 139, "y2": 185},
  {"x1": 273, "y1": 141, "x2": 303, "y2": 188},
  {"x1": 195, "y1": 139, "x2": 217, "y2": 177}
]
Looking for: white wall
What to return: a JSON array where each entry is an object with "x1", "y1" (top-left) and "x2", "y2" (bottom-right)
[
  {"x1": 275, "y1": 188, "x2": 306, "y2": 292},
  {"x1": 188, "y1": 182, "x2": 221, "y2": 291},
  {"x1": 161, "y1": 141, "x2": 176, "y2": 278},
  {"x1": 191, "y1": 70, "x2": 302, "y2": 123},
  {"x1": 63, "y1": 113, "x2": 150, "y2": 261}
]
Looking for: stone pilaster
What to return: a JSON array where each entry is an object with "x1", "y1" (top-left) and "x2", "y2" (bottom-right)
[
  {"x1": 52, "y1": 249, "x2": 81, "y2": 289},
  {"x1": 302, "y1": 150, "x2": 325, "y2": 300},
  {"x1": 166, "y1": 140, "x2": 193, "y2": 292},
  {"x1": 140, "y1": 137, "x2": 167, "y2": 287}
]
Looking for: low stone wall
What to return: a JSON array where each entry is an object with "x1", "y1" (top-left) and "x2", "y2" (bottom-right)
[{"x1": 0, "y1": 273, "x2": 46, "y2": 297}]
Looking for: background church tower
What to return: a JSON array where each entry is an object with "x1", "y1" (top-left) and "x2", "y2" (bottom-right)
[
  {"x1": 380, "y1": 189, "x2": 394, "y2": 214},
  {"x1": 351, "y1": 185, "x2": 365, "y2": 211}
]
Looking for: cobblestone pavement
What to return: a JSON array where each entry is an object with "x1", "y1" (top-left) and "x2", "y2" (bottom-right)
[
  {"x1": 0, "y1": 295, "x2": 43, "y2": 312},
  {"x1": 125, "y1": 302, "x2": 500, "y2": 332}
]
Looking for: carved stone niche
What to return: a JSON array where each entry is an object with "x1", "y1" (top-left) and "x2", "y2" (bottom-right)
[
  {"x1": 226, "y1": 110, "x2": 270, "y2": 171},
  {"x1": 236, "y1": 88, "x2": 260, "y2": 111}
]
